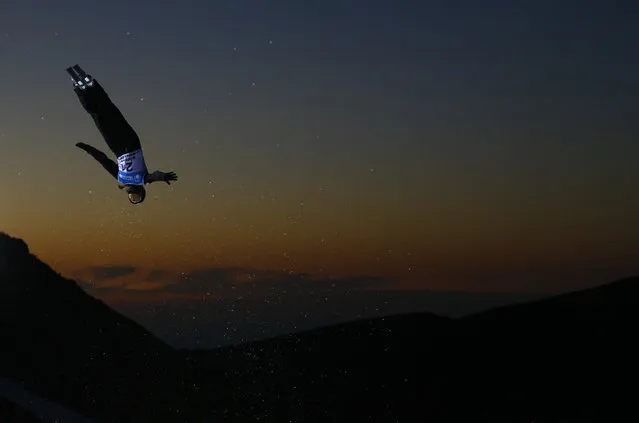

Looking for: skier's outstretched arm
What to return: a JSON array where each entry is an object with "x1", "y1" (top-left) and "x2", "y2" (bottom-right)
[
  {"x1": 75, "y1": 142, "x2": 118, "y2": 180},
  {"x1": 146, "y1": 170, "x2": 178, "y2": 185}
]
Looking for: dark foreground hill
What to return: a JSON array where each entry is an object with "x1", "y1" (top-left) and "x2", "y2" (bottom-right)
[
  {"x1": 1, "y1": 232, "x2": 637, "y2": 422},
  {"x1": 450, "y1": 276, "x2": 639, "y2": 422},
  {"x1": 0, "y1": 232, "x2": 205, "y2": 422},
  {"x1": 0, "y1": 397, "x2": 42, "y2": 423},
  {"x1": 184, "y1": 279, "x2": 639, "y2": 422}
]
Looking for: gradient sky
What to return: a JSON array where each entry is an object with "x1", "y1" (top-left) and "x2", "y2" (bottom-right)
[{"x1": 1, "y1": 0, "x2": 638, "y2": 313}]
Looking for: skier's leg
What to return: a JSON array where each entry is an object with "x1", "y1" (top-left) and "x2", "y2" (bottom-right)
[{"x1": 68, "y1": 65, "x2": 142, "y2": 157}]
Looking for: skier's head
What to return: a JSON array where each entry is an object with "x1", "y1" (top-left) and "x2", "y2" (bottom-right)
[{"x1": 124, "y1": 184, "x2": 146, "y2": 205}]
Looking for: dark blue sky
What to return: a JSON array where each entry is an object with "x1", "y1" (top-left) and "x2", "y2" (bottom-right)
[{"x1": 1, "y1": 0, "x2": 637, "y2": 305}]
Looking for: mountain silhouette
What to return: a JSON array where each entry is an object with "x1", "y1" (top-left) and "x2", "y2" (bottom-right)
[
  {"x1": 0, "y1": 232, "x2": 200, "y2": 422},
  {"x1": 0, "y1": 232, "x2": 636, "y2": 422},
  {"x1": 449, "y1": 276, "x2": 639, "y2": 422}
]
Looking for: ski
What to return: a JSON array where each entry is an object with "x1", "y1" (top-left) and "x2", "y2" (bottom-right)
[{"x1": 67, "y1": 64, "x2": 94, "y2": 88}]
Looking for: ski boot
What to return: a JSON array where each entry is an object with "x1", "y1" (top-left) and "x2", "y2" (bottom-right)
[{"x1": 66, "y1": 64, "x2": 94, "y2": 89}]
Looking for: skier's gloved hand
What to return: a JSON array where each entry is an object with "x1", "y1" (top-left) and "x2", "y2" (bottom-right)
[
  {"x1": 147, "y1": 170, "x2": 179, "y2": 185},
  {"x1": 163, "y1": 171, "x2": 178, "y2": 185}
]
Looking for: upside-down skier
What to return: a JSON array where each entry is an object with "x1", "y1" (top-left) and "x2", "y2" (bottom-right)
[{"x1": 67, "y1": 64, "x2": 177, "y2": 205}]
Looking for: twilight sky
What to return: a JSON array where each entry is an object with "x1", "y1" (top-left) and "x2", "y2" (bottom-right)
[{"x1": 1, "y1": 0, "x2": 638, "y2": 320}]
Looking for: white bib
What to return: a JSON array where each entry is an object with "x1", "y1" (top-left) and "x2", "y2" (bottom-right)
[{"x1": 117, "y1": 149, "x2": 147, "y2": 185}]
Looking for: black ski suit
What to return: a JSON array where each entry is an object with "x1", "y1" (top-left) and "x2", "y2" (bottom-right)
[{"x1": 74, "y1": 80, "x2": 147, "y2": 183}]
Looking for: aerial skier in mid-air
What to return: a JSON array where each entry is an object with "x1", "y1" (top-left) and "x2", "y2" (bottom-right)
[{"x1": 67, "y1": 64, "x2": 177, "y2": 205}]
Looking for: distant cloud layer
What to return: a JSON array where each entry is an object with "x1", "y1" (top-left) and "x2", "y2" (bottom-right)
[
  {"x1": 73, "y1": 265, "x2": 137, "y2": 284},
  {"x1": 77, "y1": 264, "x2": 393, "y2": 301}
]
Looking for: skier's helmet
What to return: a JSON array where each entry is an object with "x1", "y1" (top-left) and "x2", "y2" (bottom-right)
[{"x1": 125, "y1": 185, "x2": 146, "y2": 205}]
